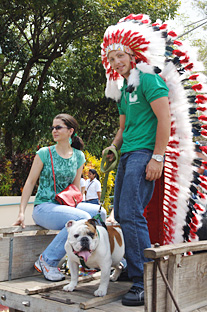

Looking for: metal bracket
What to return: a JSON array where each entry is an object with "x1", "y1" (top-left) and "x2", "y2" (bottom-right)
[
  {"x1": 8, "y1": 237, "x2": 14, "y2": 281},
  {"x1": 41, "y1": 294, "x2": 75, "y2": 305}
]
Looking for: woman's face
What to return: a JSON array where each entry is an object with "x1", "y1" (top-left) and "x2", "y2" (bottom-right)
[
  {"x1": 51, "y1": 118, "x2": 70, "y2": 142},
  {"x1": 88, "y1": 171, "x2": 96, "y2": 180}
]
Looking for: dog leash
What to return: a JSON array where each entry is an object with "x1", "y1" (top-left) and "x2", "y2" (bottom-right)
[{"x1": 93, "y1": 148, "x2": 118, "y2": 227}]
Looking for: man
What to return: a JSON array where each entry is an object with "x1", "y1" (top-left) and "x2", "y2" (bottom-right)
[{"x1": 101, "y1": 14, "x2": 171, "y2": 306}]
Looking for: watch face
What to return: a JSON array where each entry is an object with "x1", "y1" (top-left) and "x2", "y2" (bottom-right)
[{"x1": 152, "y1": 155, "x2": 163, "y2": 162}]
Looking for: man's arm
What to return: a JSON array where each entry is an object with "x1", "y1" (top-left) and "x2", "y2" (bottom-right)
[
  {"x1": 102, "y1": 114, "x2": 125, "y2": 160},
  {"x1": 145, "y1": 96, "x2": 171, "y2": 181},
  {"x1": 111, "y1": 114, "x2": 125, "y2": 150}
]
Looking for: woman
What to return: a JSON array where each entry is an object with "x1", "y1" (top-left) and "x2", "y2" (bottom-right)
[
  {"x1": 85, "y1": 169, "x2": 101, "y2": 205},
  {"x1": 13, "y1": 113, "x2": 106, "y2": 282},
  {"x1": 80, "y1": 174, "x2": 86, "y2": 201}
]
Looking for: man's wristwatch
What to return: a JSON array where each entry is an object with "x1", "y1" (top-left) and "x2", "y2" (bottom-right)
[
  {"x1": 152, "y1": 154, "x2": 164, "y2": 162},
  {"x1": 111, "y1": 143, "x2": 118, "y2": 150}
]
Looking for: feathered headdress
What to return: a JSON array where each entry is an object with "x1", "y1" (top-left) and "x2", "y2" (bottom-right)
[
  {"x1": 101, "y1": 13, "x2": 207, "y2": 246},
  {"x1": 101, "y1": 14, "x2": 166, "y2": 101}
]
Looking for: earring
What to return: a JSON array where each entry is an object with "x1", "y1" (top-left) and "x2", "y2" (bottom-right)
[{"x1": 69, "y1": 137, "x2": 72, "y2": 144}]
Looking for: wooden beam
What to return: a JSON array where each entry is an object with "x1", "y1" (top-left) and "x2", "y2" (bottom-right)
[
  {"x1": 144, "y1": 240, "x2": 207, "y2": 259},
  {"x1": 79, "y1": 289, "x2": 129, "y2": 310}
]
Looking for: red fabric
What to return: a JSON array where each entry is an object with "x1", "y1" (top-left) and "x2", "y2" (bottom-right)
[
  {"x1": 0, "y1": 306, "x2": 8, "y2": 312},
  {"x1": 144, "y1": 174, "x2": 164, "y2": 245}
]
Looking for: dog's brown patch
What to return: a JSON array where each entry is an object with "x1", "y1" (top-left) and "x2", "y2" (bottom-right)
[
  {"x1": 85, "y1": 220, "x2": 98, "y2": 237},
  {"x1": 107, "y1": 225, "x2": 123, "y2": 254}
]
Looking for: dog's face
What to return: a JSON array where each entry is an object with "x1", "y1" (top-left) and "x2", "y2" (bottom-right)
[{"x1": 65, "y1": 218, "x2": 99, "y2": 262}]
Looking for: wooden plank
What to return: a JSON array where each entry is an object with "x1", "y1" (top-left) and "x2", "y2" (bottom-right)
[
  {"x1": 0, "y1": 288, "x2": 80, "y2": 312},
  {"x1": 1, "y1": 273, "x2": 207, "y2": 312},
  {"x1": 0, "y1": 226, "x2": 45, "y2": 235},
  {"x1": 166, "y1": 254, "x2": 181, "y2": 312},
  {"x1": 175, "y1": 253, "x2": 207, "y2": 310},
  {"x1": 0, "y1": 234, "x2": 56, "y2": 281},
  {"x1": 25, "y1": 273, "x2": 101, "y2": 294},
  {"x1": 144, "y1": 240, "x2": 207, "y2": 259},
  {"x1": 144, "y1": 252, "x2": 207, "y2": 312},
  {"x1": 0, "y1": 237, "x2": 10, "y2": 282},
  {"x1": 94, "y1": 299, "x2": 144, "y2": 312},
  {"x1": 11, "y1": 234, "x2": 56, "y2": 280},
  {"x1": 144, "y1": 260, "x2": 168, "y2": 312},
  {"x1": 79, "y1": 289, "x2": 129, "y2": 310}
]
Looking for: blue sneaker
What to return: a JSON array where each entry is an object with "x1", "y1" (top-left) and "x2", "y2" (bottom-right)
[{"x1": 34, "y1": 254, "x2": 65, "y2": 282}]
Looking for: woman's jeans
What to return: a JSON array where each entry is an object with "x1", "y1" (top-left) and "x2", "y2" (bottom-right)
[
  {"x1": 85, "y1": 198, "x2": 99, "y2": 205},
  {"x1": 114, "y1": 149, "x2": 155, "y2": 289},
  {"x1": 32, "y1": 202, "x2": 106, "y2": 267}
]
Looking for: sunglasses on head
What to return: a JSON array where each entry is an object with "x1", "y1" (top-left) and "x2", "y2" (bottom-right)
[{"x1": 50, "y1": 125, "x2": 69, "y2": 131}]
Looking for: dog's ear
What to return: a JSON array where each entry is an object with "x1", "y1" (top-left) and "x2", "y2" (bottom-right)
[
  {"x1": 87, "y1": 218, "x2": 98, "y2": 229},
  {"x1": 65, "y1": 220, "x2": 75, "y2": 228}
]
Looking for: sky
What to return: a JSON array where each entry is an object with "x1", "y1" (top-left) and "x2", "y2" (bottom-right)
[{"x1": 167, "y1": 0, "x2": 207, "y2": 40}]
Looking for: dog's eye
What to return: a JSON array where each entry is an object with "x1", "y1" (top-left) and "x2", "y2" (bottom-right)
[
  {"x1": 74, "y1": 234, "x2": 79, "y2": 238},
  {"x1": 88, "y1": 232, "x2": 95, "y2": 238}
]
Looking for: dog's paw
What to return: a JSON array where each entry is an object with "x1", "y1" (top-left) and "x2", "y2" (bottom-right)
[
  {"x1": 110, "y1": 272, "x2": 118, "y2": 282},
  {"x1": 63, "y1": 283, "x2": 76, "y2": 292},
  {"x1": 94, "y1": 288, "x2": 107, "y2": 297},
  {"x1": 110, "y1": 268, "x2": 122, "y2": 282}
]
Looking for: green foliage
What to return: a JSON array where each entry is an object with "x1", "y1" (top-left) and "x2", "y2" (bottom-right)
[
  {"x1": 0, "y1": 150, "x2": 38, "y2": 196},
  {"x1": 83, "y1": 150, "x2": 116, "y2": 213},
  {"x1": 0, "y1": 0, "x2": 180, "y2": 158},
  {"x1": 0, "y1": 159, "x2": 14, "y2": 195}
]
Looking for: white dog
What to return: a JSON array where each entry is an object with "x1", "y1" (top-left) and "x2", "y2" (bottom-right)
[{"x1": 63, "y1": 218, "x2": 125, "y2": 297}]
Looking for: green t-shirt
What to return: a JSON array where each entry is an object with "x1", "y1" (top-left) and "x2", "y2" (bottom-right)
[
  {"x1": 34, "y1": 145, "x2": 86, "y2": 205},
  {"x1": 117, "y1": 70, "x2": 169, "y2": 153}
]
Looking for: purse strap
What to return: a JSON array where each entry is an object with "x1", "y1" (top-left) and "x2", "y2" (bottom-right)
[{"x1": 48, "y1": 147, "x2": 57, "y2": 194}]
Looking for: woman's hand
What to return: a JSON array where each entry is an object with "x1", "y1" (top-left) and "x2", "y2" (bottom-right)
[{"x1": 13, "y1": 212, "x2": 25, "y2": 228}]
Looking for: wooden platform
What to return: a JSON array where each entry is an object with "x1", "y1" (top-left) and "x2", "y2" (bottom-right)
[
  {"x1": 0, "y1": 272, "x2": 142, "y2": 312},
  {"x1": 1, "y1": 225, "x2": 207, "y2": 311},
  {"x1": 1, "y1": 273, "x2": 207, "y2": 312},
  {"x1": 144, "y1": 241, "x2": 207, "y2": 312}
]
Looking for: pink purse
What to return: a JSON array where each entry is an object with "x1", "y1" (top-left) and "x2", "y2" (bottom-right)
[{"x1": 48, "y1": 147, "x2": 83, "y2": 207}]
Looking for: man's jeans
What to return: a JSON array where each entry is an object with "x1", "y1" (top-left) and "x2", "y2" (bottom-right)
[
  {"x1": 32, "y1": 202, "x2": 106, "y2": 267},
  {"x1": 114, "y1": 149, "x2": 154, "y2": 289}
]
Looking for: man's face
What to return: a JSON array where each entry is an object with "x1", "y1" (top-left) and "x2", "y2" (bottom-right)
[{"x1": 108, "y1": 50, "x2": 134, "y2": 79}]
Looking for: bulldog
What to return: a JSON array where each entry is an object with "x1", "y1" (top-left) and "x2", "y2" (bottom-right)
[{"x1": 63, "y1": 218, "x2": 125, "y2": 297}]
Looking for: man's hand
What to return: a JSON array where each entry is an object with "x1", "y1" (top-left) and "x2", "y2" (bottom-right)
[
  {"x1": 102, "y1": 146, "x2": 116, "y2": 162},
  {"x1": 145, "y1": 159, "x2": 163, "y2": 181}
]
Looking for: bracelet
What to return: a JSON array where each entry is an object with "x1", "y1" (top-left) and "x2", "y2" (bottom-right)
[{"x1": 111, "y1": 143, "x2": 118, "y2": 150}]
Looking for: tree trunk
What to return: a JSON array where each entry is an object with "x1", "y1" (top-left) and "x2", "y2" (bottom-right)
[{"x1": 5, "y1": 128, "x2": 13, "y2": 158}]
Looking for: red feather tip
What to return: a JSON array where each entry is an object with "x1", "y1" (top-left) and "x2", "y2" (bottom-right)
[
  {"x1": 192, "y1": 84, "x2": 203, "y2": 91},
  {"x1": 167, "y1": 30, "x2": 177, "y2": 37},
  {"x1": 197, "y1": 107, "x2": 207, "y2": 112},
  {"x1": 192, "y1": 215, "x2": 199, "y2": 225},
  {"x1": 189, "y1": 223, "x2": 197, "y2": 231},
  {"x1": 180, "y1": 56, "x2": 190, "y2": 64},
  {"x1": 200, "y1": 182, "x2": 207, "y2": 190},
  {"x1": 196, "y1": 94, "x2": 207, "y2": 101},
  {"x1": 198, "y1": 115, "x2": 207, "y2": 121},
  {"x1": 200, "y1": 146, "x2": 207, "y2": 153},
  {"x1": 197, "y1": 190, "x2": 206, "y2": 199},
  {"x1": 193, "y1": 203, "x2": 205, "y2": 211},
  {"x1": 201, "y1": 130, "x2": 207, "y2": 137},
  {"x1": 159, "y1": 23, "x2": 167, "y2": 30},
  {"x1": 189, "y1": 74, "x2": 199, "y2": 80},
  {"x1": 173, "y1": 40, "x2": 183, "y2": 46},
  {"x1": 184, "y1": 63, "x2": 194, "y2": 70},
  {"x1": 173, "y1": 50, "x2": 186, "y2": 57},
  {"x1": 141, "y1": 19, "x2": 149, "y2": 24}
]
